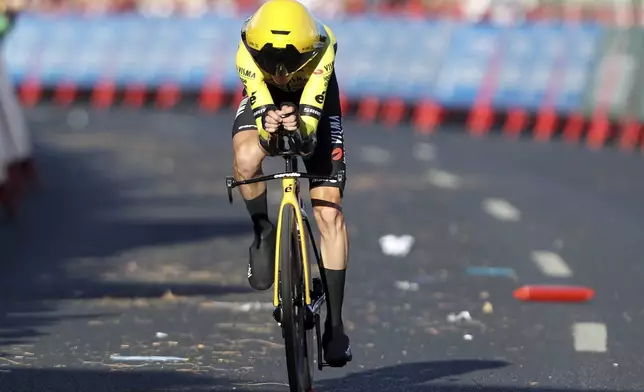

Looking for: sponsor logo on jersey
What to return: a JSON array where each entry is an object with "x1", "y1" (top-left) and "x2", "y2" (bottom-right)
[
  {"x1": 237, "y1": 66, "x2": 256, "y2": 79},
  {"x1": 302, "y1": 106, "x2": 322, "y2": 118},
  {"x1": 235, "y1": 97, "x2": 249, "y2": 118},
  {"x1": 329, "y1": 115, "x2": 343, "y2": 145},
  {"x1": 332, "y1": 147, "x2": 343, "y2": 161}
]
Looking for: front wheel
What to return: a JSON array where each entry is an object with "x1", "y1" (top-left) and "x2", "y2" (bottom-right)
[{"x1": 280, "y1": 205, "x2": 314, "y2": 391}]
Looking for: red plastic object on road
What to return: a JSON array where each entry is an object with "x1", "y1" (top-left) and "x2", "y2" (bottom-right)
[{"x1": 514, "y1": 285, "x2": 595, "y2": 302}]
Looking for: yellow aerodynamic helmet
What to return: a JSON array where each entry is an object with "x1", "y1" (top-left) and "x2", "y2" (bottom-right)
[{"x1": 241, "y1": 0, "x2": 327, "y2": 78}]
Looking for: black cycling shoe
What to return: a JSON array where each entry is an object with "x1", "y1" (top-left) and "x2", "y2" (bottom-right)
[
  {"x1": 322, "y1": 322, "x2": 353, "y2": 367},
  {"x1": 247, "y1": 224, "x2": 276, "y2": 291}
]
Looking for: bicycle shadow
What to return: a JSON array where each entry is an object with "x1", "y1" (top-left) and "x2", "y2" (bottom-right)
[
  {"x1": 315, "y1": 359, "x2": 509, "y2": 391},
  {"x1": 0, "y1": 359, "x2": 622, "y2": 392}
]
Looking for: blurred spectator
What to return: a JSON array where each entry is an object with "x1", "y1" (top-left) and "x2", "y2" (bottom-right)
[
  {"x1": 4, "y1": 0, "x2": 635, "y2": 25},
  {"x1": 176, "y1": 0, "x2": 210, "y2": 16},
  {"x1": 136, "y1": 0, "x2": 176, "y2": 17},
  {"x1": 295, "y1": 0, "x2": 344, "y2": 17}
]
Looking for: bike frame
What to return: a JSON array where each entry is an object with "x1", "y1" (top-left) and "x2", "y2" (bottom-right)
[
  {"x1": 273, "y1": 156, "x2": 312, "y2": 307},
  {"x1": 225, "y1": 150, "x2": 344, "y2": 308}
]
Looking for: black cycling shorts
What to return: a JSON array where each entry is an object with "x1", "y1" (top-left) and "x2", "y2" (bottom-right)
[{"x1": 232, "y1": 71, "x2": 346, "y2": 193}]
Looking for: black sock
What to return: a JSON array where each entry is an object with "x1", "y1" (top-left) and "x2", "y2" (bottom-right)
[
  {"x1": 324, "y1": 268, "x2": 346, "y2": 329},
  {"x1": 244, "y1": 191, "x2": 272, "y2": 235}
]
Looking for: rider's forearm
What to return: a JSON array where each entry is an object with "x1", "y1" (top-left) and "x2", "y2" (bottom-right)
[{"x1": 298, "y1": 106, "x2": 321, "y2": 139}]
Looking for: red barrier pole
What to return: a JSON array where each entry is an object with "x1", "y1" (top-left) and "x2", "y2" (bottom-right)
[
  {"x1": 156, "y1": 44, "x2": 182, "y2": 109},
  {"x1": 534, "y1": 31, "x2": 568, "y2": 142},
  {"x1": 563, "y1": 112, "x2": 586, "y2": 142},
  {"x1": 503, "y1": 108, "x2": 528, "y2": 138},
  {"x1": 236, "y1": 85, "x2": 246, "y2": 105},
  {"x1": 18, "y1": 77, "x2": 42, "y2": 108},
  {"x1": 18, "y1": 50, "x2": 43, "y2": 108},
  {"x1": 467, "y1": 28, "x2": 506, "y2": 136},
  {"x1": 92, "y1": 79, "x2": 116, "y2": 109},
  {"x1": 199, "y1": 80, "x2": 224, "y2": 112},
  {"x1": 613, "y1": 17, "x2": 641, "y2": 152},
  {"x1": 381, "y1": 97, "x2": 406, "y2": 127},
  {"x1": 199, "y1": 47, "x2": 228, "y2": 112},
  {"x1": 91, "y1": 44, "x2": 121, "y2": 110},
  {"x1": 53, "y1": 81, "x2": 77, "y2": 106},
  {"x1": 123, "y1": 82, "x2": 147, "y2": 108},
  {"x1": 587, "y1": 110, "x2": 611, "y2": 149},
  {"x1": 339, "y1": 92, "x2": 349, "y2": 115},
  {"x1": 412, "y1": 20, "x2": 454, "y2": 135},
  {"x1": 559, "y1": 4, "x2": 588, "y2": 140},
  {"x1": 618, "y1": 116, "x2": 641, "y2": 151},
  {"x1": 413, "y1": 100, "x2": 442, "y2": 134},
  {"x1": 156, "y1": 83, "x2": 181, "y2": 109},
  {"x1": 357, "y1": 96, "x2": 380, "y2": 123},
  {"x1": 587, "y1": 37, "x2": 628, "y2": 150}
]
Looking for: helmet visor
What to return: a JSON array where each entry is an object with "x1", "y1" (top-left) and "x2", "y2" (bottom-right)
[{"x1": 248, "y1": 43, "x2": 319, "y2": 77}]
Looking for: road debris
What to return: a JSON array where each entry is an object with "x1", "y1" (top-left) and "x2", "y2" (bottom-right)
[
  {"x1": 109, "y1": 355, "x2": 188, "y2": 362},
  {"x1": 446, "y1": 310, "x2": 487, "y2": 332},
  {"x1": 447, "y1": 311, "x2": 472, "y2": 323},
  {"x1": 156, "y1": 332, "x2": 168, "y2": 339},
  {"x1": 466, "y1": 266, "x2": 517, "y2": 279},
  {"x1": 463, "y1": 334, "x2": 473, "y2": 341},
  {"x1": 394, "y1": 281, "x2": 420, "y2": 291},
  {"x1": 379, "y1": 234, "x2": 415, "y2": 257},
  {"x1": 482, "y1": 301, "x2": 494, "y2": 314}
]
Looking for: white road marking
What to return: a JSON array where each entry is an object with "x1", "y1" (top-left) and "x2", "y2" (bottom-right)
[
  {"x1": 572, "y1": 323, "x2": 607, "y2": 353},
  {"x1": 426, "y1": 169, "x2": 462, "y2": 189},
  {"x1": 359, "y1": 146, "x2": 392, "y2": 165},
  {"x1": 204, "y1": 301, "x2": 274, "y2": 312},
  {"x1": 482, "y1": 198, "x2": 521, "y2": 221},
  {"x1": 531, "y1": 250, "x2": 573, "y2": 277},
  {"x1": 413, "y1": 142, "x2": 436, "y2": 161}
]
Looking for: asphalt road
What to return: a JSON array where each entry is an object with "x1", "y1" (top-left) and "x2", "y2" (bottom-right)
[{"x1": 0, "y1": 106, "x2": 643, "y2": 392}]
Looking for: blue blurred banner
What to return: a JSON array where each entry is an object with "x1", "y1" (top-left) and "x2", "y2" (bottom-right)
[{"x1": 3, "y1": 14, "x2": 605, "y2": 113}]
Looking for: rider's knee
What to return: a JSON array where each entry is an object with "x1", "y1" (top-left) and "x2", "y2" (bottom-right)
[
  {"x1": 234, "y1": 141, "x2": 263, "y2": 178},
  {"x1": 312, "y1": 190, "x2": 344, "y2": 238},
  {"x1": 315, "y1": 206, "x2": 343, "y2": 238}
]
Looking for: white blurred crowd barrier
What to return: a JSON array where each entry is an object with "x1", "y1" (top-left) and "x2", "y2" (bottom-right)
[{"x1": 0, "y1": 38, "x2": 33, "y2": 220}]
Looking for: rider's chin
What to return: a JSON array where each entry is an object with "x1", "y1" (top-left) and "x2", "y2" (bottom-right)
[{"x1": 272, "y1": 75, "x2": 290, "y2": 85}]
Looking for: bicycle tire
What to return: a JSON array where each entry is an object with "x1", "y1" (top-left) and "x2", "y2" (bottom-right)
[
  {"x1": 298, "y1": 212, "x2": 316, "y2": 386},
  {"x1": 280, "y1": 204, "x2": 314, "y2": 392}
]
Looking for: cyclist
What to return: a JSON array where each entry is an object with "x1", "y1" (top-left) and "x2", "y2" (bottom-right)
[{"x1": 231, "y1": 0, "x2": 351, "y2": 368}]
